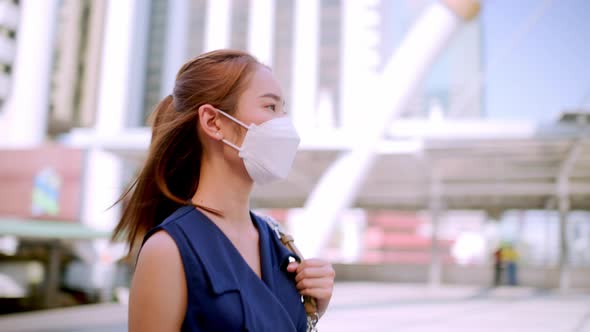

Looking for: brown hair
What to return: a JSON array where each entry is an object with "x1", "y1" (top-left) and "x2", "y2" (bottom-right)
[{"x1": 112, "y1": 49, "x2": 261, "y2": 253}]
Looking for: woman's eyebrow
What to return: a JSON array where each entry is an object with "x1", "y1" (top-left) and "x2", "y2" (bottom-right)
[{"x1": 259, "y1": 93, "x2": 285, "y2": 105}]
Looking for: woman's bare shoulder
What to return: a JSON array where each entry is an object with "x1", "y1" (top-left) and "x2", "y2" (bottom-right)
[
  {"x1": 134, "y1": 230, "x2": 185, "y2": 285},
  {"x1": 139, "y1": 230, "x2": 179, "y2": 260},
  {"x1": 129, "y1": 230, "x2": 186, "y2": 331}
]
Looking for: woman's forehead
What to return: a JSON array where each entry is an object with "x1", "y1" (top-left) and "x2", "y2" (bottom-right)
[{"x1": 246, "y1": 67, "x2": 283, "y2": 97}]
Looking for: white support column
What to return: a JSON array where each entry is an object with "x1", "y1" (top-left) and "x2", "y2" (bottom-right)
[
  {"x1": 126, "y1": 0, "x2": 151, "y2": 127},
  {"x1": 339, "y1": 209, "x2": 366, "y2": 262},
  {"x1": 161, "y1": 0, "x2": 189, "y2": 97},
  {"x1": 557, "y1": 188, "x2": 570, "y2": 291},
  {"x1": 543, "y1": 198, "x2": 555, "y2": 267},
  {"x1": 83, "y1": 0, "x2": 146, "y2": 231},
  {"x1": 247, "y1": 0, "x2": 275, "y2": 66},
  {"x1": 340, "y1": 0, "x2": 380, "y2": 130},
  {"x1": 291, "y1": 0, "x2": 319, "y2": 131},
  {"x1": 429, "y1": 169, "x2": 443, "y2": 287},
  {"x1": 79, "y1": 0, "x2": 145, "y2": 300},
  {"x1": 79, "y1": 0, "x2": 107, "y2": 127},
  {"x1": 94, "y1": 0, "x2": 143, "y2": 135},
  {"x1": 0, "y1": 0, "x2": 59, "y2": 147},
  {"x1": 51, "y1": 0, "x2": 83, "y2": 126},
  {"x1": 204, "y1": 0, "x2": 232, "y2": 52},
  {"x1": 556, "y1": 138, "x2": 583, "y2": 290}
]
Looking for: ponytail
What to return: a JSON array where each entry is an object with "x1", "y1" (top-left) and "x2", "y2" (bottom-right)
[{"x1": 112, "y1": 95, "x2": 202, "y2": 253}]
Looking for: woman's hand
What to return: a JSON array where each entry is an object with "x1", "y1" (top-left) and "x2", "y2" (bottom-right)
[{"x1": 286, "y1": 258, "x2": 335, "y2": 318}]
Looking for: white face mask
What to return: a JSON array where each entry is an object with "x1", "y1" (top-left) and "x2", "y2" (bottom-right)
[{"x1": 215, "y1": 108, "x2": 300, "y2": 184}]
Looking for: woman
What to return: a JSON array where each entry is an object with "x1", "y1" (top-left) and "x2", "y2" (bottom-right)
[{"x1": 113, "y1": 49, "x2": 335, "y2": 331}]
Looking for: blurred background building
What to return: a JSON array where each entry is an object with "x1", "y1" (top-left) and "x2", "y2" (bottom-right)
[{"x1": 0, "y1": 0, "x2": 589, "y2": 316}]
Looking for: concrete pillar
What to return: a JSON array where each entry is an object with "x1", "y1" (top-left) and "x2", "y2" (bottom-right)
[
  {"x1": 160, "y1": 0, "x2": 189, "y2": 97},
  {"x1": 79, "y1": 0, "x2": 147, "y2": 300},
  {"x1": 291, "y1": 0, "x2": 319, "y2": 131},
  {"x1": 543, "y1": 198, "x2": 555, "y2": 267},
  {"x1": 43, "y1": 241, "x2": 61, "y2": 308},
  {"x1": 83, "y1": 0, "x2": 150, "y2": 227},
  {"x1": 429, "y1": 170, "x2": 443, "y2": 286},
  {"x1": 204, "y1": 0, "x2": 232, "y2": 52},
  {"x1": 339, "y1": 209, "x2": 366, "y2": 262},
  {"x1": 79, "y1": 0, "x2": 107, "y2": 127},
  {"x1": 340, "y1": 0, "x2": 380, "y2": 129},
  {"x1": 247, "y1": 0, "x2": 275, "y2": 66},
  {"x1": 557, "y1": 193, "x2": 570, "y2": 290},
  {"x1": 0, "y1": 0, "x2": 59, "y2": 147},
  {"x1": 51, "y1": 0, "x2": 83, "y2": 126},
  {"x1": 555, "y1": 136, "x2": 584, "y2": 290}
]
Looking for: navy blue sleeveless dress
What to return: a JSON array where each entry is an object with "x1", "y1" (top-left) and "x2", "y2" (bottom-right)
[{"x1": 142, "y1": 205, "x2": 307, "y2": 331}]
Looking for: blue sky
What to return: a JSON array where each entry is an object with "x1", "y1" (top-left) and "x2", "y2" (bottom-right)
[{"x1": 482, "y1": 0, "x2": 590, "y2": 121}]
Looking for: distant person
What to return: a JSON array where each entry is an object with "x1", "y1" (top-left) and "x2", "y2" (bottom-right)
[
  {"x1": 502, "y1": 245, "x2": 519, "y2": 286},
  {"x1": 113, "y1": 50, "x2": 334, "y2": 331},
  {"x1": 493, "y1": 247, "x2": 504, "y2": 286}
]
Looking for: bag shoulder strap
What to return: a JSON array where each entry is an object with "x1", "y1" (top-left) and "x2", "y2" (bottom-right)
[
  {"x1": 259, "y1": 214, "x2": 319, "y2": 331},
  {"x1": 261, "y1": 215, "x2": 298, "y2": 254}
]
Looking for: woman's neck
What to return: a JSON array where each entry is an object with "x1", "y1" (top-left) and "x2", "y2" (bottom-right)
[{"x1": 191, "y1": 154, "x2": 253, "y2": 229}]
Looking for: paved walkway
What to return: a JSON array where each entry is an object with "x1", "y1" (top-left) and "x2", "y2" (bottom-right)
[
  {"x1": 318, "y1": 283, "x2": 590, "y2": 332},
  {"x1": 1, "y1": 283, "x2": 589, "y2": 332}
]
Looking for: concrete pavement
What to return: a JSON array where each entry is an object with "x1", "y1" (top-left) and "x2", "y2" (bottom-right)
[{"x1": 1, "y1": 283, "x2": 589, "y2": 332}]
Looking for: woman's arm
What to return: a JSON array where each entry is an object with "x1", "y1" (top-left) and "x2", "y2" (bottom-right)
[{"x1": 129, "y1": 231, "x2": 187, "y2": 332}]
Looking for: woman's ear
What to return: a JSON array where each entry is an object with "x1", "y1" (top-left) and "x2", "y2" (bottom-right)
[{"x1": 197, "y1": 104, "x2": 224, "y2": 141}]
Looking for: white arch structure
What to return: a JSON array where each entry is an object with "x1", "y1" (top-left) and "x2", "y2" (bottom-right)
[{"x1": 289, "y1": 0, "x2": 481, "y2": 262}]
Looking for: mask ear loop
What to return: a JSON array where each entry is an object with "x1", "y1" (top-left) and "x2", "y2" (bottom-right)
[
  {"x1": 216, "y1": 108, "x2": 250, "y2": 129},
  {"x1": 215, "y1": 108, "x2": 251, "y2": 152},
  {"x1": 221, "y1": 138, "x2": 242, "y2": 151}
]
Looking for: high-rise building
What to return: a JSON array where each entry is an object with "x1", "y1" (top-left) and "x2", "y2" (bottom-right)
[
  {"x1": 0, "y1": 0, "x2": 19, "y2": 112},
  {"x1": 33, "y1": 0, "x2": 485, "y2": 135}
]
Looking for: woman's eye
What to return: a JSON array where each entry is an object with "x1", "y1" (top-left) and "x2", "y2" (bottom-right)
[{"x1": 265, "y1": 104, "x2": 276, "y2": 112}]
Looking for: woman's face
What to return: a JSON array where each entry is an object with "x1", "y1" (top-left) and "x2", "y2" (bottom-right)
[
  {"x1": 213, "y1": 66, "x2": 287, "y2": 181},
  {"x1": 220, "y1": 66, "x2": 287, "y2": 148}
]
